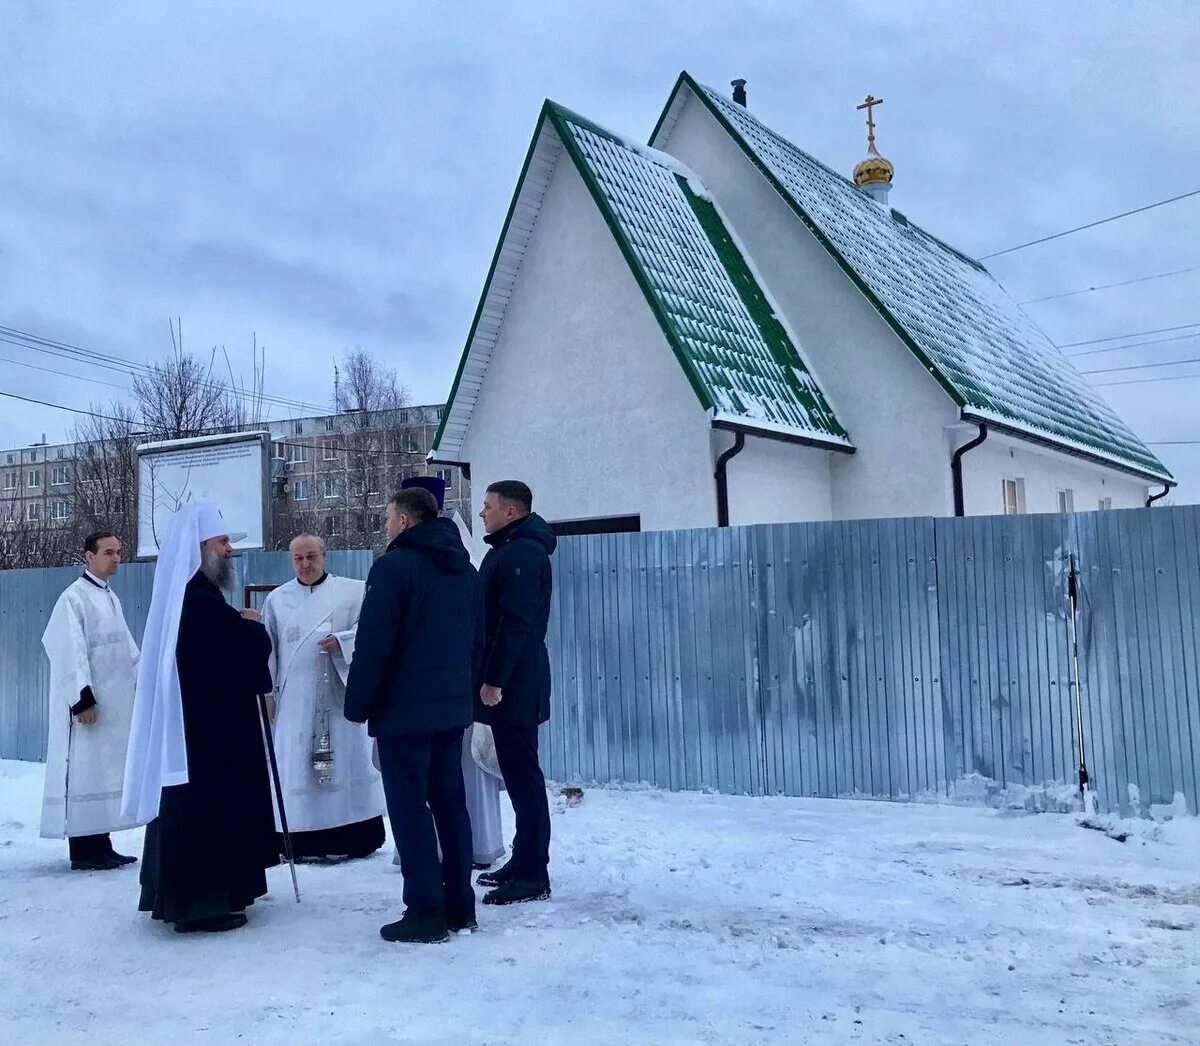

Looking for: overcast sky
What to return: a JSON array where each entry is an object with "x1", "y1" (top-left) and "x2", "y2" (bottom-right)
[{"x1": 2, "y1": 2, "x2": 1197, "y2": 496}]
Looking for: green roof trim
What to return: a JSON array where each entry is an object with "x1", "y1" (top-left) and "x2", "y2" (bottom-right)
[
  {"x1": 678, "y1": 176, "x2": 847, "y2": 438},
  {"x1": 548, "y1": 102, "x2": 850, "y2": 446},
  {"x1": 434, "y1": 97, "x2": 853, "y2": 459},
  {"x1": 653, "y1": 72, "x2": 1171, "y2": 483}
]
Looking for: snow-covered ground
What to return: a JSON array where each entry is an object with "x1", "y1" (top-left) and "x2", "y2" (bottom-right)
[{"x1": 1, "y1": 759, "x2": 1197, "y2": 1045}]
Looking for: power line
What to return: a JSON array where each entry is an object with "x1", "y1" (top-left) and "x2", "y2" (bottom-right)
[
  {"x1": 0, "y1": 390, "x2": 130, "y2": 422},
  {"x1": 1059, "y1": 322, "x2": 1200, "y2": 348},
  {"x1": 980, "y1": 188, "x2": 1200, "y2": 260},
  {"x1": 1145, "y1": 440, "x2": 1200, "y2": 446},
  {"x1": 0, "y1": 354, "x2": 130, "y2": 392},
  {"x1": 1091, "y1": 372, "x2": 1200, "y2": 389},
  {"x1": 0, "y1": 324, "x2": 328, "y2": 414},
  {"x1": 1017, "y1": 264, "x2": 1200, "y2": 305},
  {"x1": 1064, "y1": 331, "x2": 1200, "y2": 359},
  {"x1": 1080, "y1": 355, "x2": 1200, "y2": 376}
]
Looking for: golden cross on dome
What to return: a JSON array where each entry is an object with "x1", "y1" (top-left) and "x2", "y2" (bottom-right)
[{"x1": 856, "y1": 94, "x2": 884, "y2": 152}]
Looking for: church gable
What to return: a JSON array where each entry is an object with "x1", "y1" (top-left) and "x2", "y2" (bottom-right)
[
  {"x1": 651, "y1": 73, "x2": 1170, "y2": 485},
  {"x1": 432, "y1": 100, "x2": 851, "y2": 464}
]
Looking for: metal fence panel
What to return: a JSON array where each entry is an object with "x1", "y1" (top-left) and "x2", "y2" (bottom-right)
[
  {"x1": 2, "y1": 512, "x2": 1197, "y2": 816},
  {"x1": 1073, "y1": 507, "x2": 1200, "y2": 815}
]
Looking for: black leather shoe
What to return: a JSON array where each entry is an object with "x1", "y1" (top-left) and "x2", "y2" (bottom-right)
[
  {"x1": 71, "y1": 855, "x2": 123, "y2": 871},
  {"x1": 174, "y1": 913, "x2": 248, "y2": 934}
]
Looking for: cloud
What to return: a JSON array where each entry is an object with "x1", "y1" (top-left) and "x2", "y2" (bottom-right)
[{"x1": 0, "y1": 0, "x2": 1196, "y2": 492}]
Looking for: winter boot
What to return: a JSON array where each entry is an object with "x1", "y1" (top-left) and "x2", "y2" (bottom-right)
[
  {"x1": 380, "y1": 910, "x2": 450, "y2": 944},
  {"x1": 482, "y1": 877, "x2": 551, "y2": 906}
]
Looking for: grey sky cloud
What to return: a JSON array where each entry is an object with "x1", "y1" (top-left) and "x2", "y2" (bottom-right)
[{"x1": 1, "y1": 0, "x2": 1197, "y2": 494}]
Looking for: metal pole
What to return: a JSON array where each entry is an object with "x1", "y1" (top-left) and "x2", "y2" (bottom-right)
[
  {"x1": 1067, "y1": 554, "x2": 1090, "y2": 802},
  {"x1": 258, "y1": 692, "x2": 300, "y2": 902}
]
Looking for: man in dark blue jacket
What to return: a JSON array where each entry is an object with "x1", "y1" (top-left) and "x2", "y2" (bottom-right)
[
  {"x1": 344, "y1": 486, "x2": 480, "y2": 944},
  {"x1": 474, "y1": 480, "x2": 558, "y2": 905}
]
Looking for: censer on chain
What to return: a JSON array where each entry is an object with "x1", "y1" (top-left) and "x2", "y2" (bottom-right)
[{"x1": 310, "y1": 639, "x2": 335, "y2": 786}]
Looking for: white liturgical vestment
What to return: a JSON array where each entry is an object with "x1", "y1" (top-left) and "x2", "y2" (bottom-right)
[
  {"x1": 262, "y1": 575, "x2": 385, "y2": 833},
  {"x1": 41, "y1": 575, "x2": 143, "y2": 838}
]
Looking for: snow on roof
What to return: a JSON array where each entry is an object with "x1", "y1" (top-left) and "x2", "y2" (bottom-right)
[
  {"x1": 136, "y1": 430, "x2": 269, "y2": 454},
  {"x1": 432, "y1": 100, "x2": 851, "y2": 461},
  {"x1": 655, "y1": 74, "x2": 1170, "y2": 484}
]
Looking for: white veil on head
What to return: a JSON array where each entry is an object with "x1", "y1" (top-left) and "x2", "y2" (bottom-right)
[{"x1": 121, "y1": 502, "x2": 243, "y2": 824}]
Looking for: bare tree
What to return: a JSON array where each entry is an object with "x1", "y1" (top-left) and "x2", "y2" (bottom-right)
[
  {"x1": 131, "y1": 320, "x2": 261, "y2": 440},
  {"x1": 66, "y1": 401, "x2": 140, "y2": 554},
  {"x1": 0, "y1": 506, "x2": 77, "y2": 570},
  {"x1": 332, "y1": 348, "x2": 411, "y2": 549}
]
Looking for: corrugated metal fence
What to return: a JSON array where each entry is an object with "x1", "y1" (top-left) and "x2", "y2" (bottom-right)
[
  {"x1": 542, "y1": 507, "x2": 1199, "y2": 816},
  {"x1": 2, "y1": 511, "x2": 1197, "y2": 815}
]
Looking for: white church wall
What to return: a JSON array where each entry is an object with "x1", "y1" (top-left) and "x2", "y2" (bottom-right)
[
  {"x1": 658, "y1": 96, "x2": 962, "y2": 522},
  {"x1": 461, "y1": 148, "x2": 719, "y2": 532},
  {"x1": 719, "y1": 432, "x2": 834, "y2": 524},
  {"x1": 962, "y1": 431, "x2": 1150, "y2": 516}
]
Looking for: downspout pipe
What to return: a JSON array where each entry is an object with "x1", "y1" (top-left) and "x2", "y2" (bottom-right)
[
  {"x1": 951, "y1": 422, "x2": 988, "y2": 517},
  {"x1": 715, "y1": 430, "x2": 746, "y2": 527},
  {"x1": 1146, "y1": 484, "x2": 1170, "y2": 508}
]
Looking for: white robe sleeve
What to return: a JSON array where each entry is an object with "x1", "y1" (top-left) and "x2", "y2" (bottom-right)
[
  {"x1": 42, "y1": 591, "x2": 93, "y2": 709},
  {"x1": 262, "y1": 595, "x2": 281, "y2": 693},
  {"x1": 330, "y1": 603, "x2": 361, "y2": 686}
]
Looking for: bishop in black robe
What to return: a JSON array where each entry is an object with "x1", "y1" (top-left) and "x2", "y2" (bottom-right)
[{"x1": 138, "y1": 572, "x2": 280, "y2": 932}]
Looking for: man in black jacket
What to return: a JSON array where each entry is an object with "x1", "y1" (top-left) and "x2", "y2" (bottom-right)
[
  {"x1": 474, "y1": 480, "x2": 558, "y2": 905},
  {"x1": 344, "y1": 487, "x2": 480, "y2": 944}
]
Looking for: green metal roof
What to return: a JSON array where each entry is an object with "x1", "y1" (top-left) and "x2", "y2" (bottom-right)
[
  {"x1": 653, "y1": 73, "x2": 1171, "y2": 484},
  {"x1": 432, "y1": 100, "x2": 851, "y2": 461}
]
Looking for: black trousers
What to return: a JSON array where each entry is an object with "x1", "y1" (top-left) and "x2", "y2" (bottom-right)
[
  {"x1": 376, "y1": 728, "x2": 474, "y2": 923},
  {"x1": 68, "y1": 833, "x2": 113, "y2": 860},
  {"x1": 492, "y1": 723, "x2": 551, "y2": 879}
]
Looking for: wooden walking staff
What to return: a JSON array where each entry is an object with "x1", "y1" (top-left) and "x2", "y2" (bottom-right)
[
  {"x1": 245, "y1": 582, "x2": 300, "y2": 902},
  {"x1": 259, "y1": 691, "x2": 301, "y2": 903}
]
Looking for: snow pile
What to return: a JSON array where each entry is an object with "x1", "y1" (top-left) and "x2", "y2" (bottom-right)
[{"x1": 1, "y1": 758, "x2": 1198, "y2": 1044}]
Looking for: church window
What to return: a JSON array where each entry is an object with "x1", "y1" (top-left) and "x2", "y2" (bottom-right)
[
  {"x1": 1098, "y1": 497, "x2": 1112, "y2": 512},
  {"x1": 1002, "y1": 478, "x2": 1025, "y2": 516},
  {"x1": 1056, "y1": 489, "x2": 1074, "y2": 514}
]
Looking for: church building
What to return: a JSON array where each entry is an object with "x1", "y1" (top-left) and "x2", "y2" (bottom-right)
[{"x1": 430, "y1": 73, "x2": 1172, "y2": 534}]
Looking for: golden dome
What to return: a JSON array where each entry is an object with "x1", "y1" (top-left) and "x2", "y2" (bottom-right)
[{"x1": 853, "y1": 149, "x2": 894, "y2": 187}]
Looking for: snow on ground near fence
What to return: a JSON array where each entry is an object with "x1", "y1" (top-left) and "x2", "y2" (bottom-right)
[{"x1": 1, "y1": 759, "x2": 1198, "y2": 1045}]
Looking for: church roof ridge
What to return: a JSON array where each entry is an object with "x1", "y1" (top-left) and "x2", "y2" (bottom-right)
[{"x1": 652, "y1": 72, "x2": 1170, "y2": 484}]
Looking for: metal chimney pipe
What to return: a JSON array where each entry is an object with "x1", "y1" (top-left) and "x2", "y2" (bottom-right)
[{"x1": 731, "y1": 79, "x2": 747, "y2": 107}]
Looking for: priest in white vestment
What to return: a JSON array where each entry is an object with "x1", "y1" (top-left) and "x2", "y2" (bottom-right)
[
  {"x1": 262, "y1": 534, "x2": 386, "y2": 860},
  {"x1": 41, "y1": 530, "x2": 143, "y2": 870}
]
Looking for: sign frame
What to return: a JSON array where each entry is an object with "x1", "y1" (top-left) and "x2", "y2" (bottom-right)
[{"x1": 134, "y1": 430, "x2": 272, "y2": 560}]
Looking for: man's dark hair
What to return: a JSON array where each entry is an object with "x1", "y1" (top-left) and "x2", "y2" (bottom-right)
[
  {"x1": 486, "y1": 480, "x2": 533, "y2": 515},
  {"x1": 389, "y1": 487, "x2": 438, "y2": 524},
  {"x1": 83, "y1": 531, "x2": 117, "y2": 555}
]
